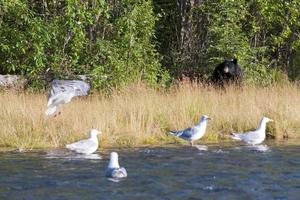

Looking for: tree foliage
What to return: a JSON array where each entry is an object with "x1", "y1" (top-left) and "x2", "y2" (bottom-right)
[
  {"x1": 1, "y1": 0, "x2": 300, "y2": 88},
  {"x1": 0, "y1": 0, "x2": 164, "y2": 89},
  {"x1": 154, "y1": 0, "x2": 300, "y2": 84}
]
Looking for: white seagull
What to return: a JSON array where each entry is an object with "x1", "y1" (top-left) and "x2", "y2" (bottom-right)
[
  {"x1": 169, "y1": 115, "x2": 211, "y2": 146},
  {"x1": 230, "y1": 117, "x2": 273, "y2": 145},
  {"x1": 105, "y1": 152, "x2": 127, "y2": 178},
  {"x1": 45, "y1": 80, "x2": 90, "y2": 116},
  {"x1": 66, "y1": 129, "x2": 101, "y2": 154}
]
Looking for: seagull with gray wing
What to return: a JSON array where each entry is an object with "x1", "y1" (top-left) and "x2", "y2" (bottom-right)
[
  {"x1": 105, "y1": 152, "x2": 127, "y2": 179},
  {"x1": 230, "y1": 116, "x2": 273, "y2": 145},
  {"x1": 45, "y1": 80, "x2": 90, "y2": 117},
  {"x1": 169, "y1": 115, "x2": 211, "y2": 146}
]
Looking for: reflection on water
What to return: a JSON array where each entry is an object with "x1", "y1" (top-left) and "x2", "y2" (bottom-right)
[
  {"x1": 193, "y1": 145, "x2": 208, "y2": 151},
  {"x1": 1, "y1": 141, "x2": 300, "y2": 199},
  {"x1": 45, "y1": 149, "x2": 102, "y2": 160},
  {"x1": 247, "y1": 144, "x2": 271, "y2": 152}
]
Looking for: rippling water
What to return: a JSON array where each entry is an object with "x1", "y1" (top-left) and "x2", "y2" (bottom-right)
[{"x1": 1, "y1": 141, "x2": 300, "y2": 200}]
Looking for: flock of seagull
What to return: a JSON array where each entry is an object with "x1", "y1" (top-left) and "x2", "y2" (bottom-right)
[{"x1": 45, "y1": 79, "x2": 274, "y2": 180}]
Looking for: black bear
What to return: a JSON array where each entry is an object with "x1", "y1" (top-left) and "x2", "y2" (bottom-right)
[{"x1": 212, "y1": 58, "x2": 243, "y2": 86}]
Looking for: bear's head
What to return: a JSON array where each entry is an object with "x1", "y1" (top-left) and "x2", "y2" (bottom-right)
[
  {"x1": 222, "y1": 58, "x2": 238, "y2": 75},
  {"x1": 212, "y1": 58, "x2": 243, "y2": 87}
]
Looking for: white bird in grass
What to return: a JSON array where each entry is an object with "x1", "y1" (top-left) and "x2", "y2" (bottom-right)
[
  {"x1": 169, "y1": 115, "x2": 211, "y2": 146},
  {"x1": 66, "y1": 129, "x2": 101, "y2": 154},
  {"x1": 105, "y1": 152, "x2": 127, "y2": 179},
  {"x1": 230, "y1": 117, "x2": 273, "y2": 145},
  {"x1": 45, "y1": 80, "x2": 90, "y2": 117}
]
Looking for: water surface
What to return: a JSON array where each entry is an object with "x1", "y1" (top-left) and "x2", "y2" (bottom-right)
[{"x1": 1, "y1": 141, "x2": 300, "y2": 200}]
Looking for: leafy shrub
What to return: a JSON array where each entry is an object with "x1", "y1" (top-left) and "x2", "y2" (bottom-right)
[{"x1": 0, "y1": 0, "x2": 167, "y2": 89}]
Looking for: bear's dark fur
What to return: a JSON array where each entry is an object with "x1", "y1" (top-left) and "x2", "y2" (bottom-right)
[{"x1": 212, "y1": 58, "x2": 243, "y2": 86}]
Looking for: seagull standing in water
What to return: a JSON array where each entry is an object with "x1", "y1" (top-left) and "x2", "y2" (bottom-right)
[
  {"x1": 45, "y1": 80, "x2": 90, "y2": 117},
  {"x1": 169, "y1": 115, "x2": 211, "y2": 146},
  {"x1": 105, "y1": 152, "x2": 127, "y2": 179},
  {"x1": 66, "y1": 129, "x2": 101, "y2": 154},
  {"x1": 230, "y1": 117, "x2": 273, "y2": 145}
]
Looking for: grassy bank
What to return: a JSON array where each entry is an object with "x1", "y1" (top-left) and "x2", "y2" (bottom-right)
[{"x1": 0, "y1": 83, "x2": 300, "y2": 149}]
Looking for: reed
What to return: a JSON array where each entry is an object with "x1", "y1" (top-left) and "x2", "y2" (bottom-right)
[{"x1": 0, "y1": 82, "x2": 300, "y2": 149}]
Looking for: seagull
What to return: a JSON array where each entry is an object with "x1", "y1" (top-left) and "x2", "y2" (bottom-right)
[
  {"x1": 105, "y1": 152, "x2": 127, "y2": 179},
  {"x1": 230, "y1": 117, "x2": 273, "y2": 145},
  {"x1": 169, "y1": 115, "x2": 211, "y2": 146},
  {"x1": 45, "y1": 79, "x2": 90, "y2": 117},
  {"x1": 66, "y1": 129, "x2": 101, "y2": 154}
]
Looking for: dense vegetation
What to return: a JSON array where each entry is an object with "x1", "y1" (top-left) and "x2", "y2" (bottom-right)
[{"x1": 1, "y1": 0, "x2": 300, "y2": 88}]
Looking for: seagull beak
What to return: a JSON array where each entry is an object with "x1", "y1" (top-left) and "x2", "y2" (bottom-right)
[{"x1": 207, "y1": 117, "x2": 212, "y2": 120}]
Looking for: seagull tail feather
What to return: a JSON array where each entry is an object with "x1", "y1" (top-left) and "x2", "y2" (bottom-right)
[
  {"x1": 45, "y1": 106, "x2": 57, "y2": 116},
  {"x1": 169, "y1": 131, "x2": 177, "y2": 136},
  {"x1": 66, "y1": 144, "x2": 75, "y2": 150},
  {"x1": 230, "y1": 133, "x2": 242, "y2": 141}
]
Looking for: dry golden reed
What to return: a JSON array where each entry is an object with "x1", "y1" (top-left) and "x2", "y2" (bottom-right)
[{"x1": 0, "y1": 82, "x2": 300, "y2": 149}]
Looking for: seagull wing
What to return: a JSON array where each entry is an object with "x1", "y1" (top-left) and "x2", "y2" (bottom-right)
[
  {"x1": 241, "y1": 130, "x2": 262, "y2": 143},
  {"x1": 50, "y1": 80, "x2": 90, "y2": 98},
  {"x1": 170, "y1": 127, "x2": 194, "y2": 139},
  {"x1": 231, "y1": 130, "x2": 260, "y2": 143},
  {"x1": 46, "y1": 80, "x2": 91, "y2": 115},
  {"x1": 111, "y1": 167, "x2": 127, "y2": 178},
  {"x1": 106, "y1": 167, "x2": 127, "y2": 178},
  {"x1": 180, "y1": 127, "x2": 196, "y2": 139}
]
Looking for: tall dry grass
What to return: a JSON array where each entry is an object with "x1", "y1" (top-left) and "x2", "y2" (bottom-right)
[{"x1": 1, "y1": 82, "x2": 300, "y2": 149}]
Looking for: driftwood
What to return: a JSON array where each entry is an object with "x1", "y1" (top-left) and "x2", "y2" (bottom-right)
[
  {"x1": 0, "y1": 75, "x2": 27, "y2": 90},
  {"x1": 0, "y1": 74, "x2": 93, "y2": 90}
]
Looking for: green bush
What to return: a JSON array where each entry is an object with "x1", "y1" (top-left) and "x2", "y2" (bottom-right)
[
  {"x1": 153, "y1": 0, "x2": 300, "y2": 84},
  {"x1": 1, "y1": 0, "x2": 300, "y2": 88},
  {"x1": 0, "y1": 0, "x2": 167, "y2": 89}
]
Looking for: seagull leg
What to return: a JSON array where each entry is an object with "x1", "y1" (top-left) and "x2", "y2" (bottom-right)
[
  {"x1": 190, "y1": 141, "x2": 193, "y2": 146},
  {"x1": 54, "y1": 111, "x2": 61, "y2": 118}
]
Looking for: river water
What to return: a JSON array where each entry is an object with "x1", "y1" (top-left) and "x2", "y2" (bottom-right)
[{"x1": 0, "y1": 141, "x2": 300, "y2": 200}]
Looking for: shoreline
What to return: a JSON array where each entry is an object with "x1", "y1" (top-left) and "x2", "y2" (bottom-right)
[{"x1": 1, "y1": 138, "x2": 299, "y2": 153}]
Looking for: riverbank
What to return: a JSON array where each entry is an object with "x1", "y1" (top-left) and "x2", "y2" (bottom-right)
[{"x1": 0, "y1": 83, "x2": 299, "y2": 149}]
